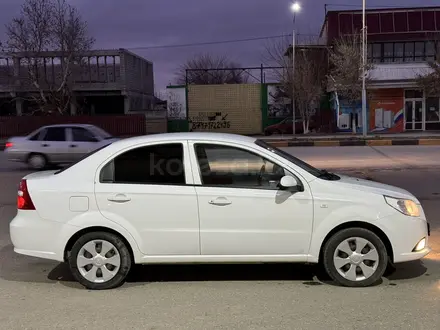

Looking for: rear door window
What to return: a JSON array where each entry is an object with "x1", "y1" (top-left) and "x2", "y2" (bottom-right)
[{"x1": 42, "y1": 127, "x2": 66, "y2": 142}]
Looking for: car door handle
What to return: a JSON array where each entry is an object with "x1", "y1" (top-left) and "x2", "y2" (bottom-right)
[
  {"x1": 208, "y1": 197, "x2": 232, "y2": 206},
  {"x1": 69, "y1": 144, "x2": 77, "y2": 148},
  {"x1": 107, "y1": 194, "x2": 131, "y2": 203},
  {"x1": 41, "y1": 144, "x2": 49, "y2": 147}
]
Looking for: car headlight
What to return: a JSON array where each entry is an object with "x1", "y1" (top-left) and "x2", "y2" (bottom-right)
[{"x1": 384, "y1": 196, "x2": 420, "y2": 217}]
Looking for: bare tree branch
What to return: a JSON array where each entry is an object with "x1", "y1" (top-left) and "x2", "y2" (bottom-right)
[
  {"x1": 3, "y1": 0, "x2": 95, "y2": 115},
  {"x1": 263, "y1": 36, "x2": 328, "y2": 134},
  {"x1": 175, "y1": 53, "x2": 249, "y2": 85},
  {"x1": 328, "y1": 34, "x2": 374, "y2": 133}
]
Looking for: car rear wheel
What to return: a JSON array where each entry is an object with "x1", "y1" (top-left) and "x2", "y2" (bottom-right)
[
  {"x1": 322, "y1": 228, "x2": 388, "y2": 287},
  {"x1": 69, "y1": 232, "x2": 132, "y2": 290},
  {"x1": 27, "y1": 153, "x2": 47, "y2": 170}
]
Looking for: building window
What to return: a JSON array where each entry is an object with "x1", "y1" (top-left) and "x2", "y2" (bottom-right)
[
  {"x1": 367, "y1": 41, "x2": 438, "y2": 63},
  {"x1": 414, "y1": 42, "x2": 424, "y2": 61},
  {"x1": 426, "y1": 41, "x2": 436, "y2": 61},
  {"x1": 372, "y1": 43, "x2": 382, "y2": 63},
  {"x1": 383, "y1": 43, "x2": 393, "y2": 62},
  {"x1": 404, "y1": 42, "x2": 414, "y2": 62}
]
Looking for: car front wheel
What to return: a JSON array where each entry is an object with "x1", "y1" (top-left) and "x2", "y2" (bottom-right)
[
  {"x1": 69, "y1": 232, "x2": 132, "y2": 290},
  {"x1": 322, "y1": 228, "x2": 388, "y2": 287}
]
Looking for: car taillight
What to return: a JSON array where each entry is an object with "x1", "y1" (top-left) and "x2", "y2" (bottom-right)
[
  {"x1": 17, "y1": 179, "x2": 35, "y2": 210},
  {"x1": 5, "y1": 142, "x2": 13, "y2": 148}
]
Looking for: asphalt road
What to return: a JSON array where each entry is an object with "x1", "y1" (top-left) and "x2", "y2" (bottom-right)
[{"x1": 1, "y1": 146, "x2": 440, "y2": 329}]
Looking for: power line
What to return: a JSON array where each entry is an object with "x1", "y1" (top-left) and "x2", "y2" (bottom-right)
[
  {"x1": 126, "y1": 34, "x2": 294, "y2": 51},
  {"x1": 126, "y1": 33, "x2": 321, "y2": 51},
  {"x1": 325, "y1": 3, "x2": 438, "y2": 9}
]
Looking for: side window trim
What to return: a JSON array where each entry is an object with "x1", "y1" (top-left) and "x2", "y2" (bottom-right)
[
  {"x1": 191, "y1": 142, "x2": 302, "y2": 190},
  {"x1": 96, "y1": 140, "x2": 194, "y2": 186}
]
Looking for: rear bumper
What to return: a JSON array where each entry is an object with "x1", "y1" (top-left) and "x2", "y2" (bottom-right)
[
  {"x1": 4, "y1": 150, "x2": 28, "y2": 162},
  {"x1": 10, "y1": 210, "x2": 74, "y2": 262}
]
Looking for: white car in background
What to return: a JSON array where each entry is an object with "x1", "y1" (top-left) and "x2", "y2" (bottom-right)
[
  {"x1": 9, "y1": 132, "x2": 430, "y2": 290},
  {"x1": 3, "y1": 124, "x2": 118, "y2": 169}
]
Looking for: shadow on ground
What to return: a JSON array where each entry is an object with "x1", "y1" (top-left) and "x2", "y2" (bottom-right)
[{"x1": 0, "y1": 242, "x2": 431, "y2": 289}]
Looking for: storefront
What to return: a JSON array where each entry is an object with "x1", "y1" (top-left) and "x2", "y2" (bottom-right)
[{"x1": 332, "y1": 88, "x2": 440, "y2": 133}]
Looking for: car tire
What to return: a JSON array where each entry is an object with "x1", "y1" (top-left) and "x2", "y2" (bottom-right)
[
  {"x1": 322, "y1": 228, "x2": 388, "y2": 287},
  {"x1": 69, "y1": 231, "x2": 132, "y2": 290},
  {"x1": 27, "y1": 153, "x2": 48, "y2": 170}
]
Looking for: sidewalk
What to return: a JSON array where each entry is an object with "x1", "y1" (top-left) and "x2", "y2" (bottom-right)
[{"x1": 259, "y1": 132, "x2": 440, "y2": 147}]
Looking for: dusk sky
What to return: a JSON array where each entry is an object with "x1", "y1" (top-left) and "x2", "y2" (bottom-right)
[{"x1": 1, "y1": 0, "x2": 438, "y2": 94}]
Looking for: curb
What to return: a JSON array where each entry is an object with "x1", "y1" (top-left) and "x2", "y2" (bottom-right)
[{"x1": 265, "y1": 139, "x2": 440, "y2": 147}]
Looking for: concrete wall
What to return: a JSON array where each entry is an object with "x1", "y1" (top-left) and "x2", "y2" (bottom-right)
[{"x1": 187, "y1": 84, "x2": 262, "y2": 135}]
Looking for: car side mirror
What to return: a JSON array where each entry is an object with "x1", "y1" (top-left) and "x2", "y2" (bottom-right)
[{"x1": 279, "y1": 175, "x2": 302, "y2": 191}]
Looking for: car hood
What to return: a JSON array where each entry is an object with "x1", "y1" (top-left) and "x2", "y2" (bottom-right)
[{"x1": 334, "y1": 174, "x2": 418, "y2": 202}]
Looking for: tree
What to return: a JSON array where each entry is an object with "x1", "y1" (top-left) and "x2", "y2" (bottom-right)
[
  {"x1": 416, "y1": 36, "x2": 440, "y2": 97},
  {"x1": 4, "y1": 0, "x2": 94, "y2": 114},
  {"x1": 328, "y1": 34, "x2": 373, "y2": 133},
  {"x1": 263, "y1": 36, "x2": 328, "y2": 134},
  {"x1": 175, "y1": 53, "x2": 248, "y2": 85}
]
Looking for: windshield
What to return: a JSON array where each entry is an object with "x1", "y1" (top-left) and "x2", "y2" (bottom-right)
[
  {"x1": 255, "y1": 139, "x2": 323, "y2": 178},
  {"x1": 89, "y1": 126, "x2": 113, "y2": 139}
]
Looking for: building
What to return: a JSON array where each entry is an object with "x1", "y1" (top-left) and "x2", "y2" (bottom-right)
[
  {"x1": 320, "y1": 6, "x2": 440, "y2": 132},
  {"x1": 0, "y1": 48, "x2": 154, "y2": 116}
]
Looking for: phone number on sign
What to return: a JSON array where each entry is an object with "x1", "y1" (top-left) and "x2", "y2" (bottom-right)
[{"x1": 191, "y1": 121, "x2": 231, "y2": 129}]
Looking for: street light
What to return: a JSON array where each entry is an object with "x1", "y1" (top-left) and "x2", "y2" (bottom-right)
[
  {"x1": 361, "y1": 0, "x2": 367, "y2": 137},
  {"x1": 290, "y1": 1, "x2": 301, "y2": 136}
]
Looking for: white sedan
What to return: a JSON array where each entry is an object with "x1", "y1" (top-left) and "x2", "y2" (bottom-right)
[{"x1": 10, "y1": 133, "x2": 431, "y2": 290}]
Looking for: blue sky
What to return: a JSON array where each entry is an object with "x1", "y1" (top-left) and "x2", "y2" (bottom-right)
[{"x1": 1, "y1": 0, "x2": 438, "y2": 92}]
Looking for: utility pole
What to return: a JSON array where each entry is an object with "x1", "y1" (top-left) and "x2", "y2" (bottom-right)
[{"x1": 361, "y1": 0, "x2": 367, "y2": 137}]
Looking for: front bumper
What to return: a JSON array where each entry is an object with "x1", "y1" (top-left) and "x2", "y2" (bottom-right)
[{"x1": 378, "y1": 212, "x2": 431, "y2": 264}]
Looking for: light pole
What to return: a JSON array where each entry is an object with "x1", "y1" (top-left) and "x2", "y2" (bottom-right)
[
  {"x1": 361, "y1": 0, "x2": 367, "y2": 136},
  {"x1": 290, "y1": 2, "x2": 300, "y2": 136}
]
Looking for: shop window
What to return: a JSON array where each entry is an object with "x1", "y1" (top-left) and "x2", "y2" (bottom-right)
[{"x1": 426, "y1": 97, "x2": 440, "y2": 122}]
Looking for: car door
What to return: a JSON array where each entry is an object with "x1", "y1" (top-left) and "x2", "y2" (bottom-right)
[
  {"x1": 39, "y1": 127, "x2": 70, "y2": 163},
  {"x1": 94, "y1": 141, "x2": 200, "y2": 256},
  {"x1": 189, "y1": 141, "x2": 314, "y2": 256},
  {"x1": 67, "y1": 127, "x2": 101, "y2": 162}
]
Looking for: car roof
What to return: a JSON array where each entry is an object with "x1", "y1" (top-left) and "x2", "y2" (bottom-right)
[
  {"x1": 39, "y1": 124, "x2": 96, "y2": 129},
  {"x1": 113, "y1": 132, "x2": 258, "y2": 147}
]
